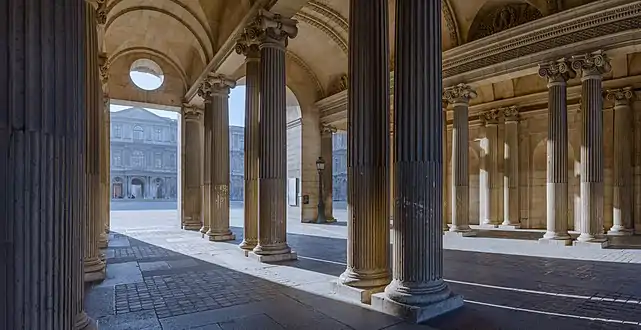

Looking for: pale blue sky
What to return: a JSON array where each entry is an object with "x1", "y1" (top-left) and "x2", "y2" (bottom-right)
[{"x1": 113, "y1": 72, "x2": 246, "y2": 126}]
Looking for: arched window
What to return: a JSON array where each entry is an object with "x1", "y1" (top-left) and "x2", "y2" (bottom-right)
[
  {"x1": 133, "y1": 125, "x2": 144, "y2": 140},
  {"x1": 132, "y1": 150, "x2": 144, "y2": 168}
]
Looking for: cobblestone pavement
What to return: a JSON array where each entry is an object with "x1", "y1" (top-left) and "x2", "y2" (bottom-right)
[{"x1": 85, "y1": 210, "x2": 641, "y2": 330}]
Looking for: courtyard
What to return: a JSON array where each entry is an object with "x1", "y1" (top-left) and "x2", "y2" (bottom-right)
[{"x1": 86, "y1": 205, "x2": 641, "y2": 330}]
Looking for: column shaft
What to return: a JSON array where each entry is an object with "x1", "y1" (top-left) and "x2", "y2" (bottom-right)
[
  {"x1": 83, "y1": 3, "x2": 106, "y2": 282},
  {"x1": 182, "y1": 106, "x2": 203, "y2": 231},
  {"x1": 338, "y1": 0, "x2": 390, "y2": 291},
  {"x1": 377, "y1": 0, "x2": 462, "y2": 322},
  {"x1": 206, "y1": 80, "x2": 235, "y2": 241},
  {"x1": 442, "y1": 107, "x2": 448, "y2": 231},
  {"x1": 201, "y1": 102, "x2": 213, "y2": 234},
  {"x1": 98, "y1": 54, "x2": 109, "y2": 249},
  {"x1": 321, "y1": 126, "x2": 335, "y2": 220},
  {"x1": 502, "y1": 107, "x2": 520, "y2": 228},
  {"x1": 238, "y1": 45, "x2": 260, "y2": 250},
  {"x1": 607, "y1": 88, "x2": 634, "y2": 235},
  {"x1": 538, "y1": 60, "x2": 573, "y2": 243},
  {"x1": 1, "y1": 1, "x2": 92, "y2": 328},
  {"x1": 481, "y1": 112, "x2": 499, "y2": 227}
]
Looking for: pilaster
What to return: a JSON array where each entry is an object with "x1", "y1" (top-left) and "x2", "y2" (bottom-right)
[
  {"x1": 198, "y1": 75, "x2": 236, "y2": 241},
  {"x1": 182, "y1": 105, "x2": 204, "y2": 231},
  {"x1": 443, "y1": 83, "x2": 477, "y2": 236},
  {"x1": 236, "y1": 27, "x2": 261, "y2": 250},
  {"x1": 321, "y1": 124, "x2": 337, "y2": 221},
  {"x1": 337, "y1": 0, "x2": 390, "y2": 300},
  {"x1": 480, "y1": 109, "x2": 500, "y2": 228},
  {"x1": 372, "y1": 0, "x2": 463, "y2": 323},
  {"x1": 501, "y1": 106, "x2": 521, "y2": 229},
  {"x1": 572, "y1": 50, "x2": 610, "y2": 247},
  {"x1": 537, "y1": 58, "x2": 575, "y2": 245},
  {"x1": 607, "y1": 87, "x2": 634, "y2": 235},
  {"x1": 250, "y1": 9, "x2": 298, "y2": 262},
  {"x1": 98, "y1": 52, "x2": 109, "y2": 249}
]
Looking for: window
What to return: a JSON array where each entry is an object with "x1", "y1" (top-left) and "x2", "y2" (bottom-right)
[
  {"x1": 133, "y1": 125, "x2": 144, "y2": 140},
  {"x1": 113, "y1": 151, "x2": 122, "y2": 167},
  {"x1": 170, "y1": 130, "x2": 176, "y2": 142},
  {"x1": 132, "y1": 150, "x2": 144, "y2": 168},
  {"x1": 154, "y1": 128, "x2": 162, "y2": 141},
  {"x1": 113, "y1": 124, "x2": 122, "y2": 138},
  {"x1": 169, "y1": 153, "x2": 176, "y2": 168},
  {"x1": 155, "y1": 153, "x2": 162, "y2": 168}
]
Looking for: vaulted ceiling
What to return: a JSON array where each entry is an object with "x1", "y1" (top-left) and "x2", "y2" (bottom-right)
[{"x1": 103, "y1": 0, "x2": 599, "y2": 106}]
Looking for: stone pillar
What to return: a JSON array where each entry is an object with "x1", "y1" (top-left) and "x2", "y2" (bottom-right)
[
  {"x1": 98, "y1": 53, "x2": 109, "y2": 249},
  {"x1": 200, "y1": 75, "x2": 236, "y2": 241},
  {"x1": 572, "y1": 51, "x2": 611, "y2": 246},
  {"x1": 83, "y1": 1, "x2": 106, "y2": 282},
  {"x1": 181, "y1": 105, "x2": 204, "y2": 231},
  {"x1": 372, "y1": 0, "x2": 463, "y2": 323},
  {"x1": 236, "y1": 29, "x2": 261, "y2": 250},
  {"x1": 501, "y1": 106, "x2": 521, "y2": 229},
  {"x1": 337, "y1": 0, "x2": 390, "y2": 301},
  {"x1": 480, "y1": 109, "x2": 500, "y2": 227},
  {"x1": 443, "y1": 84, "x2": 477, "y2": 236},
  {"x1": 250, "y1": 10, "x2": 298, "y2": 261},
  {"x1": 442, "y1": 103, "x2": 449, "y2": 232},
  {"x1": 538, "y1": 59, "x2": 575, "y2": 245},
  {"x1": 200, "y1": 89, "x2": 212, "y2": 234},
  {"x1": 321, "y1": 124, "x2": 337, "y2": 221},
  {"x1": 607, "y1": 87, "x2": 634, "y2": 235}
]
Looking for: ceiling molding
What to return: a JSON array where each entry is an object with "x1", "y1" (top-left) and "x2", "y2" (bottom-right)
[
  {"x1": 109, "y1": 46, "x2": 189, "y2": 90},
  {"x1": 442, "y1": 0, "x2": 462, "y2": 47},
  {"x1": 286, "y1": 50, "x2": 325, "y2": 99},
  {"x1": 106, "y1": 6, "x2": 212, "y2": 63},
  {"x1": 307, "y1": 1, "x2": 348, "y2": 32},
  {"x1": 294, "y1": 11, "x2": 348, "y2": 54}
]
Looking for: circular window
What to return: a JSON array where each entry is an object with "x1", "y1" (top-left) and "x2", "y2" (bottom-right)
[{"x1": 129, "y1": 58, "x2": 164, "y2": 91}]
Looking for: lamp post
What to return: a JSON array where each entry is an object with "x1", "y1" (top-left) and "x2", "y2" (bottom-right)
[{"x1": 316, "y1": 156, "x2": 326, "y2": 224}]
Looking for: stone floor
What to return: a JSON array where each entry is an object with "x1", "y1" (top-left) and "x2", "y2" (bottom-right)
[{"x1": 85, "y1": 209, "x2": 641, "y2": 329}]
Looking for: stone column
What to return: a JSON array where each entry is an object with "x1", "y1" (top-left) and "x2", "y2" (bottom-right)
[
  {"x1": 538, "y1": 59, "x2": 575, "y2": 245},
  {"x1": 321, "y1": 124, "x2": 337, "y2": 220},
  {"x1": 480, "y1": 109, "x2": 500, "y2": 228},
  {"x1": 83, "y1": 1, "x2": 106, "y2": 282},
  {"x1": 98, "y1": 53, "x2": 109, "y2": 249},
  {"x1": 181, "y1": 105, "x2": 204, "y2": 231},
  {"x1": 443, "y1": 84, "x2": 477, "y2": 236},
  {"x1": 236, "y1": 29, "x2": 261, "y2": 250},
  {"x1": 337, "y1": 0, "x2": 390, "y2": 301},
  {"x1": 372, "y1": 0, "x2": 462, "y2": 323},
  {"x1": 442, "y1": 103, "x2": 449, "y2": 232},
  {"x1": 199, "y1": 87, "x2": 213, "y2": 234},
  {"x1": 201, "y1": 75, "x2": 236, "y2": 241},
  {"x1": 607, "y1": 87, "x2": 634, "y2": 235},
  {"x1": 250, "y1": 10, "x2": 298, "y2": 261},
  {"x1": 572, "y1": 51, "x2": 611, "y2": 246},
  {"x1": 501, "y1": 106, "x2": 521, "y2": 229}
]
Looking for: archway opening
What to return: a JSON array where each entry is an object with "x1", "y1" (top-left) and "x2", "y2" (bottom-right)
[{"x1": 129, "y1": 58, "x2": 165, "y2": 91}]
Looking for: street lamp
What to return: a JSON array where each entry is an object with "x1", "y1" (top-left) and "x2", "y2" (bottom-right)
[{"x1": 316, "y1": 156, "x2": 326, "y2": 224}]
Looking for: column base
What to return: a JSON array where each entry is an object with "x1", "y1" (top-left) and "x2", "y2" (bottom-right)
[
  {"x1": 607, "y1": 226, "x2": 633, "y2": 236},
  {"x1": 479, "y1": 223, "x2": 498, "y2": 229},
  {"x1": 98, "y1": 233, "x2": 108, "y2": 249},
  {"x1": 445, "y1": 230, "x2": 476, "y2": 237},
  {"x1": 248, "y1": 250, "x2": 297, "y2": 263},
  {"x1": 573, "y1": 238, "x2": 609, "y2": 249},
  {"x1": 333, "y1": 280, "x2": 385, "y2": 304},
  {"x1": 239, "y1": 239, "x2": 257, "y2": 251},
  {"x1": 207, "y1": 231, "x2": 236, "y2": 242},
  {"x1": 75, "y1": 311, "x2": 98, "y2": 330},
  {"x1": 538, "y1": 237, "x2": 572, "y2": 246},
  {"x1": 84, "y1": 257, "x2": 106, "y2": 282},
  {"x1": 371, "y1": 292, "x2": 463, "y2": 324},
  {"x1": 199, "y1": 226, "x2": 209, "y2": 234},
  {"x1": 499, "y1": 223, "x2": 521, "y2": 230},
  {"x1": 182, "y1": 222, "x2": 202, "y2": 231}
]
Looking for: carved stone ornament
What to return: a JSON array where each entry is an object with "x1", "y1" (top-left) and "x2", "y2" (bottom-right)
[
  {"x1": 234, "y1": 23, "x2": 262, "y2": 58},
  {"x1": 443, "y1": 83, "x2": 477, "y2": 105},
  {"x1": 98, "y1": 52, "x2": 109, "y2": 85},
  {"x1": 182, "y1": 104, "x2": 204, "y2": 121},
  {"x1": 500, "y1": 105, "x2": 519, "y2": 121},
  {"x1": 96, "y1": 0, "x2": 107, "y2": 25},
  {"x1": 320, "y1": 124, "x2": 337, "y2": 135},
  {"x1": 482, "y1": 109, "x2": 501, "y2": 124},
  {"x1": 606, "y1": 87, "x2": 634, "y2": 105},
  {"x1": 253, "y1": 9, "x2": 298, "y2": 48},
  {"x1": 538, "y1": 58, "x2": 575, "y2": 84},
  {"x1": 468, "y1": 3, "x2": 543, "y2": 42},
  {"x1": 197, "y1": 74, "x2": 236, "y2": 102},
  {"x1": 571, "y1": 50, "x2": 611, "y2": 78},
  {"x1": 330, "y1": 74, "x2": 348, "y2": 95}
]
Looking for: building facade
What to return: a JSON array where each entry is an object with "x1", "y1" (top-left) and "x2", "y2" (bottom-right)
[
  {"x1": 229, "y1": 125, "x2": 244, "y2": 201},
  {"x1": 110, "y1": 108, "x2": 178, "y2": 200},
  {"x1": 332, "y1": 132, "x2": 347, "y2": 202}
]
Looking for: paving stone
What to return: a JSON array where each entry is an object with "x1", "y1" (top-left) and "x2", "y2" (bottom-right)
[{"x1": 218, "y1": 314, "x2": 284, "y2": 330}]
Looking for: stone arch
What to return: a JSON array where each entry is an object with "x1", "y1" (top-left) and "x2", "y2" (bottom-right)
[
  {"x1": 467, "y1": 1, "x2": 544, "y2": 42},
  {"x1": 130, "y1": 177, "x2": 146, "y2": 199}
]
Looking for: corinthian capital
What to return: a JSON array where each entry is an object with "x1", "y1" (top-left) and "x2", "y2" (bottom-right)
[
  {"x1": 606, "y1": 87, "x2": 634, "y2": 105},
  {"x1": 235, "y1": 23, "x2": 261, "y2": 59},
  {"x1": 482, "y1": 109, "x2": 500, "y2": 125},
  {"x1": 538, "y1": 58, "x2": 575, "y2": 85},
  {"x1": 443, "y1": 83, "x2": 477, "y2": 105},
  {"x1": 182, "y1": 104, "x2": 204, "y2": 121},
  {"x1": 320, "y1": 124, "x2": 337, "y2": 136},
  {"x1": 197, "y1": 74, "x2": 236, "y2": 101},
  {"x1": 98, "y1": 52, "x2": 109, "y2": 86},
  {"x1": 571, "y1": 50, "x2": 611, "y2": 79},
  {"x1": 500, "y1": 106, "x2": 519, "y2": 121},
  {"x1": 254, "y1": 10, "x2": 298, "y2": 49}
]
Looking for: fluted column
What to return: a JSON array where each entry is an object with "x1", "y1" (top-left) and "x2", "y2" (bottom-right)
[
  {"x1": 236, "y1": 30, "x2": 261, "y2": 250},
  {"x1": 538, "y1": 59, "x2": 574, "y2": 244},
  {"x1": 501, "y1": 106, "x2": 521, "y2": 228},
  {"x1": 442, "y1": 103, "x2": 449, "y2": 232},
  {"x1": 607, "y1": 87, "x2": 634, "y2": 235},
  {"x1": 182, "y1": 105, "x2": 204, "y2": 231},
  {"x1": 572, "y1": 51, "x2": 611, "y2": 245},
  {"x1": 373, "y1": 0, "x2": 462, "y2": 323},
  {"x1": 83, "y1": 2, "x2": 106, "y2": 283},
  {"x1": 1, "y1": 1, "x2": 93, "y2": 328},
  {"x1": 321, "y1": 124, "x2": 337, "y2": 220},
  {"x1": 337, "y1": 0, "x2": 390, "y2": 296},
  {"x1": 480, "y1": 110, "x2": 500, "y2": 227},
  {"x1": 443, "y1": 84, "x2": 477, "y2": 235},
  {"x1": 98, "y1": 53, "x2": 109, "y2": 249},
  {"x1": 250, "y1": 10, "x2": 298, "y2": 261}
]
